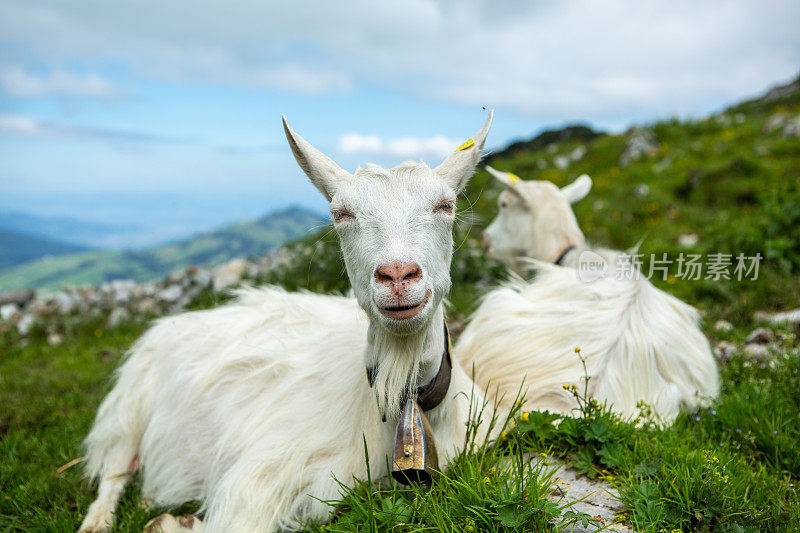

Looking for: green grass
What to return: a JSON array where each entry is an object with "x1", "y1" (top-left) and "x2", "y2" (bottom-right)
[{"x1": 2, "y1": 83, "x2": 800, "y2": 531}]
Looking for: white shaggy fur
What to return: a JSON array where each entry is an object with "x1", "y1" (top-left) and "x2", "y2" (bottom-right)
[
  {"x1": 78, "y1": 113, "x2": 495, "y2": 532},
  {"x1": 457, "y1": 167, "x2": 718, "y2": 422}
]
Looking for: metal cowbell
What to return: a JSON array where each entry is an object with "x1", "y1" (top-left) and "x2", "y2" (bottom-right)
[{"x1": 391, "y1": 397, "x2": 439, "y2": 485}]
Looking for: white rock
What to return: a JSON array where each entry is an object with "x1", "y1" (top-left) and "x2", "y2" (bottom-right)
[
  {"x1": 102, "y1": 279, "x2": 136, "y2": 304},
  {"x1": 763, "y1": 113, "x2": 787, "y2": 133},
  {"x1": 52, "y1": 291, "x2": 77, "y2": 314},
  {"x1": 107, "y1": 307, "x2": 131, "y2": 328},
  {"x1": 47, "y1": 332, "x2": 64, "y2": 346},
  {"x1": 677, "y1": 233, "x2": 699, "y2": 248},
  {"x1": 743, "y1": 343, "x2": 769, "y2": 360},
  {"x1": 713, "y1": 320, "x2": 733, "y2": 333},
  {"x1": 190, "y1": 267, "x2": 212, "y2": 288},
  {"x1": 634, "y1": 184, "x2": 650, "y2": 198},
  {"x1": 212, "y1": 259, "x2": 250, "y2": 291},
  {"x1": 715, "y1": 341, "x2": 736, "y2": 361},
  {"x1": 554, "y1": 155, "x2": 570, "y2": 170},
  {"x1": 745, "y1": 327, "x2": 774, "y2": 345},
  {"x1": 158, "y1": 285, "x2": 184, "y2": 304},
  {"x1": 569, "y1": 145, "x2": 587, "y2": 162},
  {"x1": 0, "y1": 288, "x2": 36, "y2": 307},
  {"x1": 764, "y1": 308, "x2": 800, "y2": 325},
  {"x1": 17, "y1": 313, "x2": 34, "y2": 335},
  {"x1": 1, "y1": 303, "x2": 19, "y2": 322},
  {"x1": 136, "y1": 297, "x2": 160, "y2": 315},
  {"x1": 527, "y1": 454, "x2": 632, "y2": 532},
  {"x1": 619, "y1": 128, "x2": 659, "y2": 167},
  {"x1": 536, "y1": 159, "x2": 548, "y2": 169},
  {"x1": 783, "y1": 115, "x2": 800, "y2": 138}
]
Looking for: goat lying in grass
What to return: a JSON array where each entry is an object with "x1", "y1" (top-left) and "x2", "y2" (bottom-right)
[
  {"x1": 455, "y1": 167, "x2": 718, "y2": 422},
  {"x1": 78, "y1": 113, "x2": 496, "y2": 533}
]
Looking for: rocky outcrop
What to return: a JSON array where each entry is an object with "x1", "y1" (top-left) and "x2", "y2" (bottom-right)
[{"x1": 0, "y1": 253, "x2": 285, "y2": 341}]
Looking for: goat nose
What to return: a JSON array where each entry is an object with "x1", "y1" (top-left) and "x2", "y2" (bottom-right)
[{"x1": 374, "y1": 261, "x2": 422, "y2": 287}]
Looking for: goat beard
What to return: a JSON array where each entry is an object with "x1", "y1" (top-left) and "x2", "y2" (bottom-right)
[{"x1": 365, "y1": 327, "x2": 427, "y2": 421}]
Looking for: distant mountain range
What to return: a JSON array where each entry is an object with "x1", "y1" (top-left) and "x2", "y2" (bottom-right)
[
  {"x1": 0, "y1": 207, "x2": 327, "y2": 291},
  {"x1": 0, "y1": 228, "x2": 91, "y2": 270},
  {"x1": 0, "y1": 209, "x2": 135, "y2": 249}
]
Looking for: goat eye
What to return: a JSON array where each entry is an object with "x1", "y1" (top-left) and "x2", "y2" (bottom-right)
[
  {"x1": 499, "y1": 200, "x2": 508, "y2": 209},
  {"x1": 332, "y1": 210, "x2": 355, "y2": 222},
  {"x1": 434, "y1": 201, "x2": 454, "y2": 215}
]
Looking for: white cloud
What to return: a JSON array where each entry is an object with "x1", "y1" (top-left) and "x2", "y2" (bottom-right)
[
  {"x1": 0, "y1": 113, "x2": 180, "y2": 144},
  {"x1": 0, "y1": 0, "x2": 798, "y2": 119},
  {"x1": 337, "y1": 133, "x2": 461, "y2": 159},
  {"x1": 0, "y1": 114, "x2": 43, "y2": 136},
  {"x1": 0, "y1": 67, "x2": 119, "y2": 97}
]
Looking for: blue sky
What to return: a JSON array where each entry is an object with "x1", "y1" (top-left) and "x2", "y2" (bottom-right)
[{"x1": 1, "y1": 0, "x2": 799, "y2": 247}]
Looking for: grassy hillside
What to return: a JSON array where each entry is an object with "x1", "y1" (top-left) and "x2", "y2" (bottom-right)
[
  {"x1": 0, "y1": 207, "x2": 326, "y2": 292},
  {"x1": 263, "y1": 76, "x2": 800, "y2": 326},
  {"x1": 0, "y1": 228, "x2": 90, "y2": 270},
  {"x1": 1, "y1": 77, "x2": 799, "y2": 532}
]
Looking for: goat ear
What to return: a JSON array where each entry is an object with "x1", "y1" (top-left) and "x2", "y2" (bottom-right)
[
  {"x1": 561, "y1": 174, "x2": 592, "y2": 204},
  {"x1": 434, "y1": 110, "x2": 493, "y2": 193},
  {"x1": 283, "y1": 115, "x2": 351, "y2": 202},
  {"x1": 486, "y1": 166, "x2": 527, "y2": 202}
]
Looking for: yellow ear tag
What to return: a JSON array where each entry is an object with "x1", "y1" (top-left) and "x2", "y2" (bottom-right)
[
  {"x1": 507, "y1": 172, "x2": 521, "y2": 184},
  {"x1": 455, "y1": 138, "x2": 474, "y2": 152}
]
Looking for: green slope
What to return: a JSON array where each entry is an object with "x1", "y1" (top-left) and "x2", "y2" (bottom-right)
[
  {"x1": 0, "y1": 207, "x2": 326, "y2": 291},
  {"x1": 0, "y1": 229, "x2": 90, "y2": 270}
]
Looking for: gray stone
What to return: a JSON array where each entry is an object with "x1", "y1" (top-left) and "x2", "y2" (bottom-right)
[
  {"x1": 52, "y1": 291, "x2": 77, "y2": 314},
  {"x1": 715, "y1": 341, "x2": 736, "y2": 362},
  {"x1": 17, "y1": 313, "x2": 34, "y2": 335},
  {"x1": 0, "y1": 288, "x2": 36, "y2": 307},
  {"x1": 554, "y1": 155, "x2": 570, "y2": 170},
  {"x1": 101, "y1": 279, "x2": 137, "y2": 304},
  {"x1": 677, "y1": 233, "x2": 699, "y2": 248},
  {"x1": 527, "y1": 455, "x2": 632, "y2": 532},
  {"x1": 107, "y1": 307, "x2": 131, "y2": 328},
  {"x1": 743, "y1": 343, "x2": 770, "y2": 360},
  {"x1": 1, "y1": 303, "x2": 19, "y2": 322},
  {"x1": 634, "y1": 184, "x2": 650, "y2": 198},
  {"x1": 764, "y1": 308, "x2": 800, "y2": 325},
  {"x1": 753, "y1": 310, "x2": 771, "y2": 323},
  {"x1": 212, "y1": 259, "x2": 250, "y2": 291},
  {"x1": 47, "y1": 332, "x2": 64, "y2": 346},
  {"x1": 763, "y1": 113, "x2": 787, "y2": 133},
  {"x1": 713, "y1": 320, "x2": 733, "y2": 333},
  {"x1": 569, "y1": 145, "x2": 587, "y2": 162},
  {"x1": 783, "y1": 116, "x2": 800, "y2": 138},
  {"x1": 136, "y1": 297, "x2": 160, "y2": 315},
  {"x1": 619, "y1": 128, "x2": 659, "y2": 167},
  {"x1": 190, "y1": 267, "x2": 212, "y2": 288},
  {"x1": 745, "y1": 327, "x2": 774, "y2": 345},
  {"x1": 158, "y1": 285, "x2": 184, "y2": 304}
]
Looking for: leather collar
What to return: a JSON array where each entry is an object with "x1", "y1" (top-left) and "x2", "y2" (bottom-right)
[
  {"x1": 366, "y1": 321, "x2": 452, "y2": 413},
  {"x1": 554, "y1": 245, "x2": 576, "y2": 266}
]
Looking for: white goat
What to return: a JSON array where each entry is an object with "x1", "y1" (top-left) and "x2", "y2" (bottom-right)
[
  {"x1": 456, "y1": 167, "x2": 718, "y2": 422},
  {"x1": 78, "y1": 113, "x2": 495, "y2": 533}
]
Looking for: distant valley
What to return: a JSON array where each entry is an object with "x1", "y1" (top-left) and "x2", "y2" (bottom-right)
[{"x1": 0, "y1": 206, "x2": 327, "y2": 291}]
